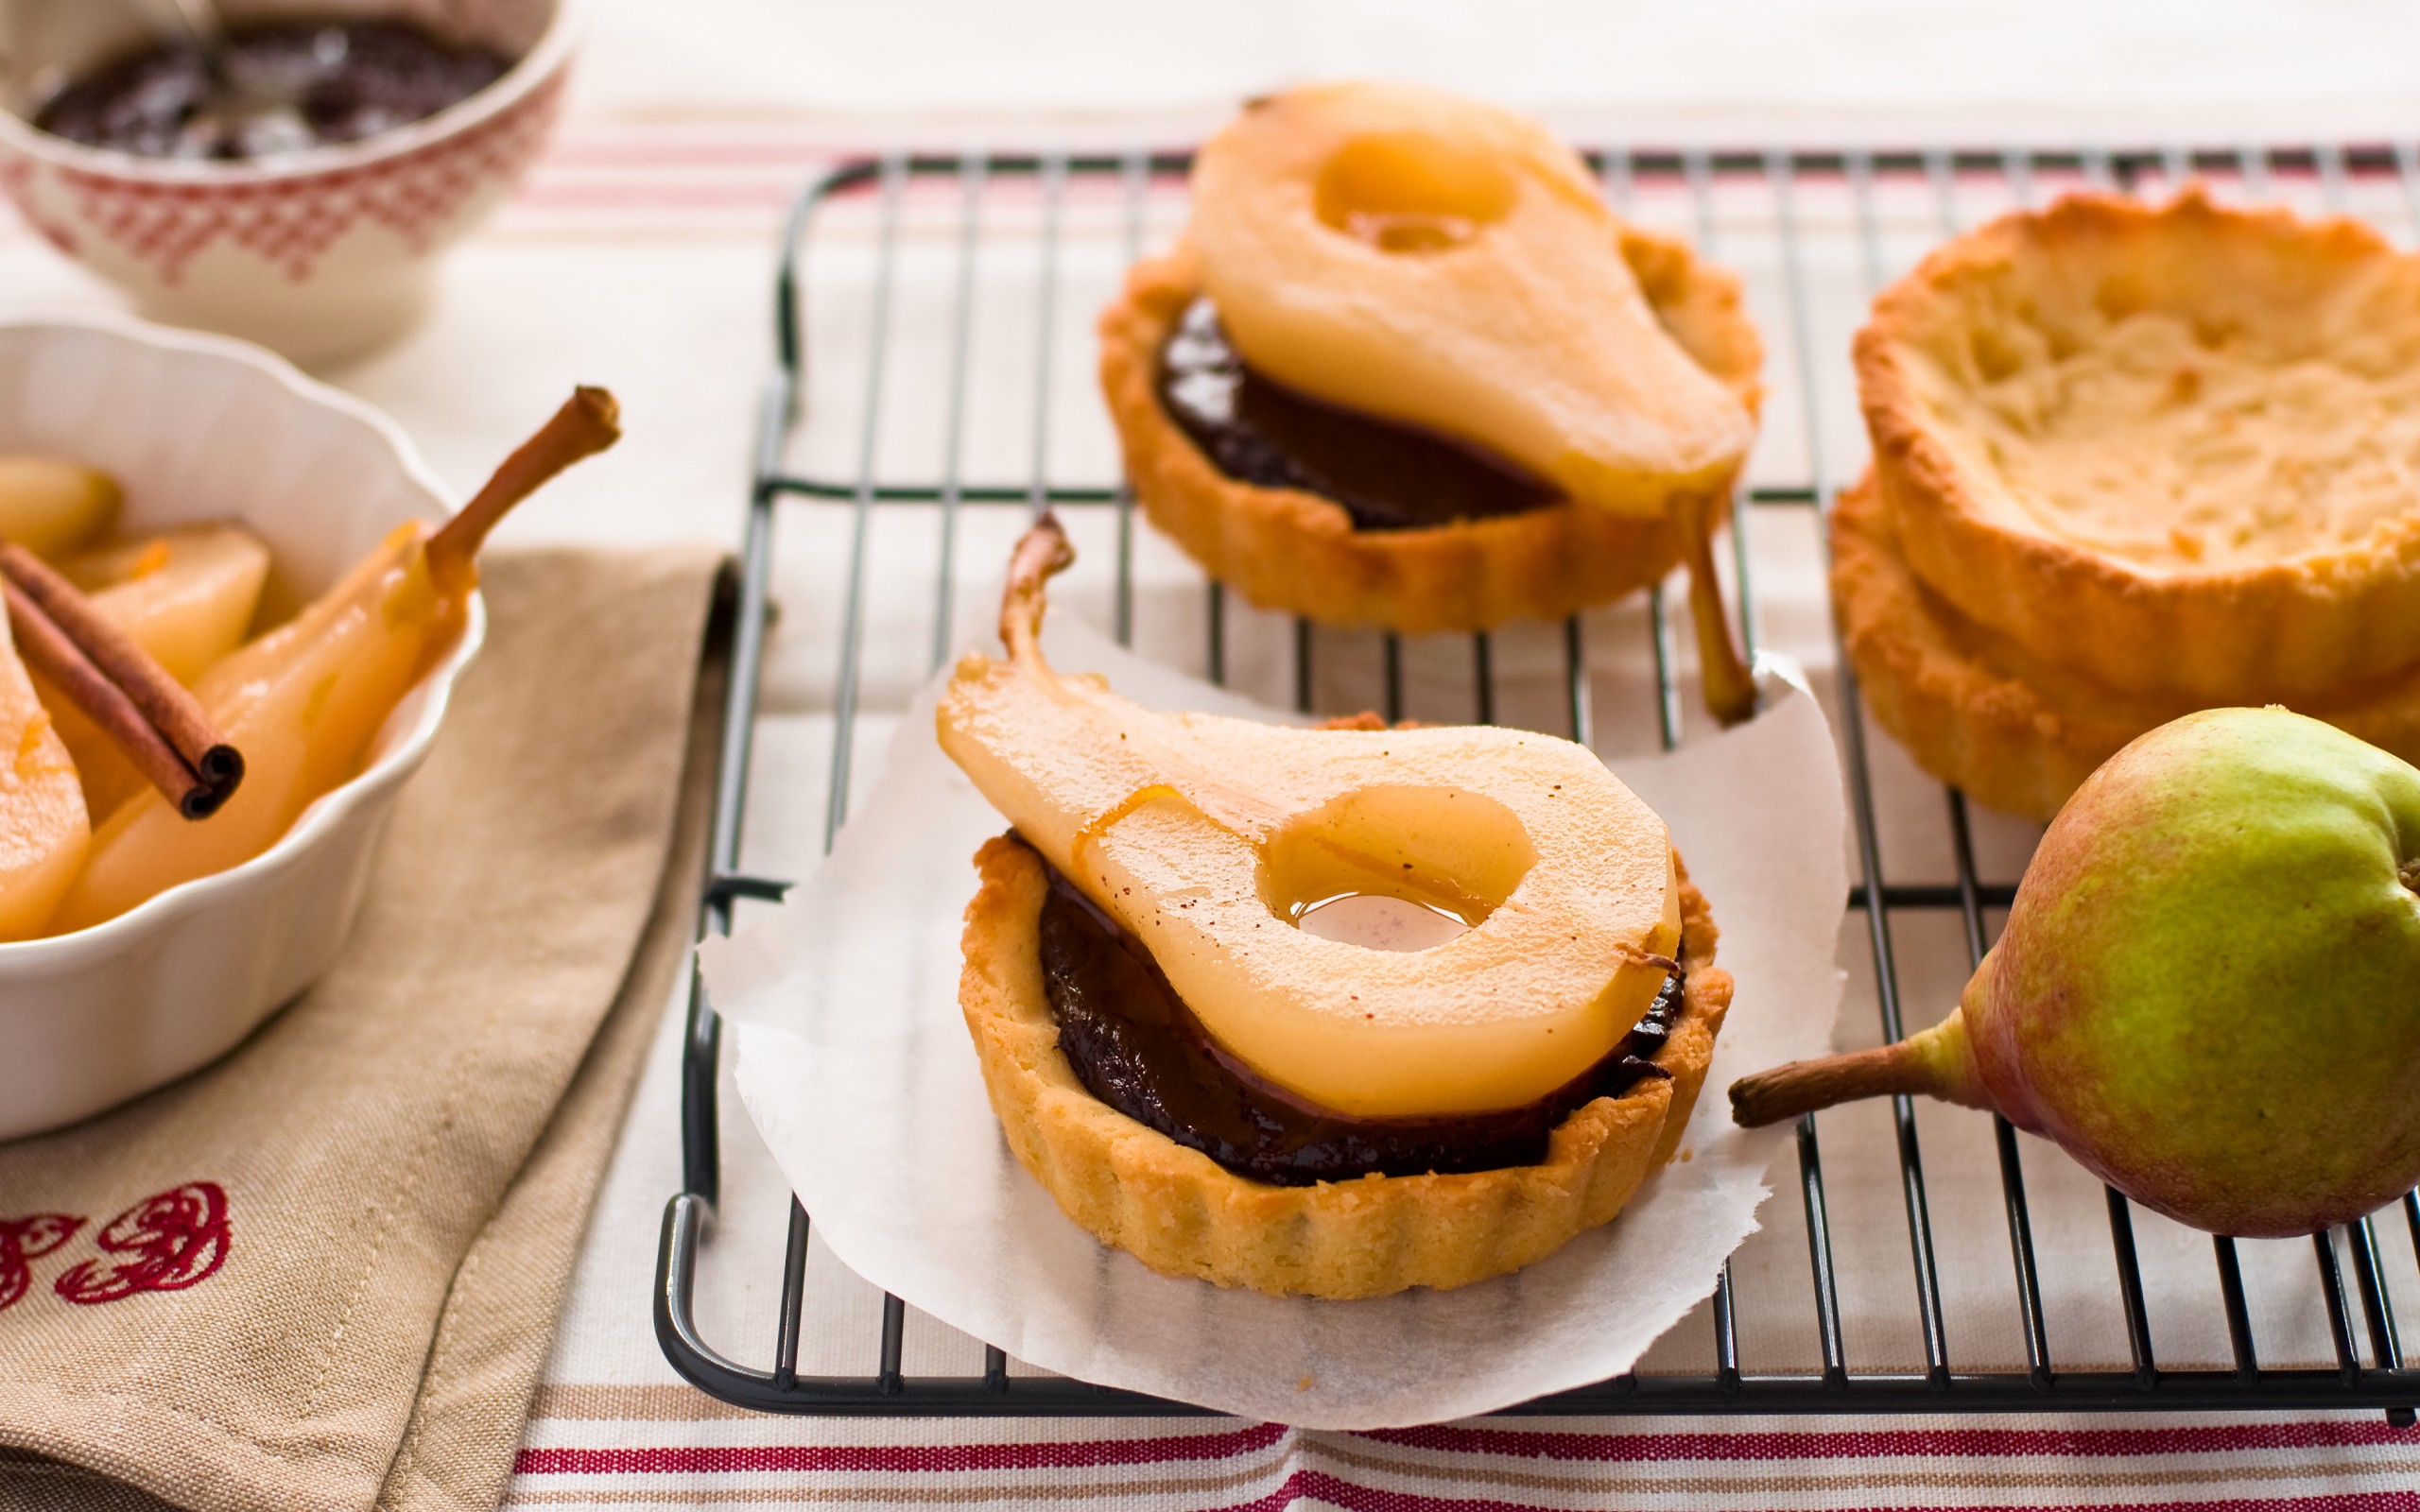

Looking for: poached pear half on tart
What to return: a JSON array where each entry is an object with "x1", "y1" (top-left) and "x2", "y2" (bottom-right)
[
  {"x1": 938, "y1": 517, "x2": 1734, "y2": 1298},
  {"x1": 1098, "y1": 80, "x2": 1766, "y2": 725}
]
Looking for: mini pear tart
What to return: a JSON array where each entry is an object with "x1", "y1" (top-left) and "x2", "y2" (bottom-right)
[
  {"x1": 1099, "y1": 80, "x2": 1766, "y2": 722},
  {"x1": 1831, "y1": 471, "x2": 2420, "y2": 822},
  {"x1": 958, "y1": 832, "x2": 1731, "y2": 1298},
  {"x1": 1858, "y1": 187, "x2": 2420, "y2": 706}
]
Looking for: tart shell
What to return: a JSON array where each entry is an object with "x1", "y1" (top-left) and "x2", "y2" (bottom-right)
[
  {"x1": 1857, "y1": 188, "x2": 2420, "y2": 705},
  {"x1": 1098, "y1": 232, "x2": 1763, "y2": 635},
  {"x1": 957, "y1": 833, "x2": 1734, "y2": 1299},
  {"x1": 1831, "y1": 470, "x2": 2420, "y2": 822}
]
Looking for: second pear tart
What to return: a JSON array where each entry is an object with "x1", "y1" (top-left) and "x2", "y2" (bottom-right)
[{"x1": 1858, "y1": 188, "x2": 2420, "y2": 704}]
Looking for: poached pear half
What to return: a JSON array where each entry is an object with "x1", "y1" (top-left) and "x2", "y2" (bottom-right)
[
  {"x1": 1732, "y1": 706, "x2": 2420, "y2": 1237},
  {"x1": 937, "y1": 516, "x2": 1684, "y2": 1120}
]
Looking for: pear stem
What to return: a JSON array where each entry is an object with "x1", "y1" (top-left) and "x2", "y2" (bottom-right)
[
  {"x1": 1678, "y1": 490, "x2": 1756, "y2": 728},
  {"x1": 425, "y1": 387, "x2": 622, "y2": 592},
  {"x1": 999, "y1": 510, "x2": 1074, "y2": 663},
  {"x1": 1729, "y1": 1017, "x2": 1993, "y2": 1126}
]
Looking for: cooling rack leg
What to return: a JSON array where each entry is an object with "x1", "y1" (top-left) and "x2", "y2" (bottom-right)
[
  {"x1": 2211, "y1": 1237, "x2": 2258, "y2": 1383},
  {"x1": 2315, "y1": 1229, "x2": 2360, "y2": 1386},
  {"x1": 2105, "y1": 1191, "x2": 2157, "y2": 1388},
  {"x1": 774, "y1": 1197, "x2": 809, "y2": 1388}
]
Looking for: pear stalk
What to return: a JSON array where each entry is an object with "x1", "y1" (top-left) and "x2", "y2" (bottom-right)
[
  {"x1": 1678, "y1": 490, "x2": 1756, "y2": 728},
  {"x1": 425, "y1": 387, "x2": 621, "y2": 592},
  {"x1": 1729, "y1": 1016, "x2": 1990, "y2": 1126},
  {"x1": 999, "y1": 510, "x2": 1076, "y2": 668}
]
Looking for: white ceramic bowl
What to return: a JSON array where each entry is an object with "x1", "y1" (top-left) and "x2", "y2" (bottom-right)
[
  {"x1": 0, "y1": 312, "x2": 479, "y2": 1141},
  {"x1": 0, "y1": 0, "x2": 574, "y2": 365}
]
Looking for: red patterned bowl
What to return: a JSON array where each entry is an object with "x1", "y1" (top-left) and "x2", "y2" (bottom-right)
[{"x1": 0, "y1": 0, "x2": 575, "y2": 364}]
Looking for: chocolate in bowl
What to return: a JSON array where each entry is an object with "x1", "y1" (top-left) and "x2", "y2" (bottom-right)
[
  {"x1": 34, "y1": 17, "x2": 514, "y2": 162},
  {"x1": 0, "y1": 0, "x2": 570, "y2": 362}
]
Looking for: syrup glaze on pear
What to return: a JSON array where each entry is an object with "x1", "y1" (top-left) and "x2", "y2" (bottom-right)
[
  {"x1": 1183, "y1": 80, "x2": 1760, "y2": 726},
  {"x1": 1732, "y1": 707, "x2": 2420, "y2": 1238},
  {"x1": 937, "y1": 515, "x2": 1681, "y2": 1119},
  {"x1": 1189, "y1": 81, "x2": 1753, "y2": 519}
]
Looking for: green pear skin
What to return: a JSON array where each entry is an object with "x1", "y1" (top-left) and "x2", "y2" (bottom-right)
[
  {"x1": 1962, "y1": 708, "x2": 2420, "y2": 1235},
  {"x1": 1734, "y1": 706, "x2": 2420, "y2": 1238}
]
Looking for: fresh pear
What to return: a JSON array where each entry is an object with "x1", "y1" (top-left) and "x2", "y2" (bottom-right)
[
  {"x1": 1731, "y1": 707, "x2": 2420, "y2": 1238},
  {"x1": 938, "y1": 514, "x2": 1682, "y2": 1119}
]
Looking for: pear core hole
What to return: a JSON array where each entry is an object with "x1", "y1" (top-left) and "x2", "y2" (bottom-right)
[
  {"x1": 1315, "y1": 131, "x2": 1517, "y2": 254},
  {"x1": 1294, "y1": 892, "x2": 1472, "y2": 952},
  {"x1": 2401, "y1": 858, "x2": 2420, "y2": 896},
  {"x1": 1260, "y1": 784, "x2": 1533, "y2": 949}
]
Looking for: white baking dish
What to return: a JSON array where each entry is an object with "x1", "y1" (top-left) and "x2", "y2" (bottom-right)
[{"x1": 0, "y1": 313, "x2": 479, "y2": 1140}]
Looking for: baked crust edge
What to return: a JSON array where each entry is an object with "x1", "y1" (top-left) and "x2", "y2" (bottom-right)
[{"x1": 1830, "y1": 468, "x2": 2420, "y2": 821}]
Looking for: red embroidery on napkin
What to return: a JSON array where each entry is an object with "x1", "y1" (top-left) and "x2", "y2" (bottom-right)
[
  {"x1": 54, "y1": 1183, "x2": 229, "y2": 1305},
  {"x1": 0, "y1": 1214, "x2": 84, "y2": 1311}
]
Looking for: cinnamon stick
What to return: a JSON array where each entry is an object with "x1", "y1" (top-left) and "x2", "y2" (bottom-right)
[
  {"x1": 0, "y1": 541, "x2": 242, "y2": 798},
  {"x1": 425, "y1": 387, "x2": 622, "y2": 591},
  {"x1": 3, "y1": 580, "x2": 219, "y2": 820}
]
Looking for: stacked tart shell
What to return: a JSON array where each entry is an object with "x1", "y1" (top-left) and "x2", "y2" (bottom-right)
[
  {"x1": 1841, "y1": 188, "x2": 2420, "y2": 818},
  {"x1": 958, "y1": 833, "x2": 1733, "y2": 1299},
  {"x1": 1099, "y1": 227, "x2": 1764, "y2": 634}
]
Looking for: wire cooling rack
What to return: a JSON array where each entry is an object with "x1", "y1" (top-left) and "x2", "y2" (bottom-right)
[{"x1": 655, "y1": 145, "x2": 2420, "y2": 1421}]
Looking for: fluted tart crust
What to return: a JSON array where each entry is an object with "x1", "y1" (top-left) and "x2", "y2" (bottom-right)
[
  {"x1": 957, "y1": 833, "x2": 1734, "y2": 1298},
  {"x1": 1857, "y1": 188, "x2": 2420, "y2": 705},
  {"x1": 1831, "y1": 471, "x2": 2420, "y2": 822},
  {"x1": 1098, "y1": 232, "x2": 1763, "y2": 635}
]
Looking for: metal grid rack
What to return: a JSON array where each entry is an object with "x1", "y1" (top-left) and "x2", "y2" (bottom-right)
[{"x1": 656, "y1": 145, "x2": 2420, "y2": 1421}]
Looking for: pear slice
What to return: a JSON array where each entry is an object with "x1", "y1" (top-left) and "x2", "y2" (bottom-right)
[
  {"x1": 1185, "y1": 80, "x2": 1761, "y2": 727},
  {"x1": 0, "y1": 456, "x2": 118, "y2": 560},
  {"x1": 0, "y1": 598, "x2": 87, "y2": 939},
  {"x1": 938, "y1": 516, "x2": 1681, "y2": 1118},
  {"x1": 1188, "y1": 81, "x2": 1755, "y2": 522}
]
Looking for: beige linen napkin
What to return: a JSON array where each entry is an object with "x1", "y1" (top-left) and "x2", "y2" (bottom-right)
[{"x1": 0, "y1": 546, "x2": 728, "y2": 1512}]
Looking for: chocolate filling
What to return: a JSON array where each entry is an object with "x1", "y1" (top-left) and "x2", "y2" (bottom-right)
[
  {"x1": 1154, "y1": 298, "x2": 1563, "y2": 531},
  {"x1": 1023, "y1": 834, "x2": 1680, "y2": 1187},
  {"x1": 36, "y1": 19, "x2": 513, "y2": 162}
]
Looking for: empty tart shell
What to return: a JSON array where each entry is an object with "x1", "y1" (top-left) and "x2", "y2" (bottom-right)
[
  {"x1": 1857, "y1": 187, "x2": 2420, "y2": 705},
  {"x1": 958, "y1": 833, "x2": 1733, "y2": 1299},
  {"x1": 1831, "y1": 471, "x2": 2420, "y2": 822},
  {"x1": 1099, "y1": 232, "x2": 1763, "y2": 634}
]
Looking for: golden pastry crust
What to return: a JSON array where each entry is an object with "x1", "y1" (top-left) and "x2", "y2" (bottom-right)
[
  {"x1": 958, "y1": 833, "x2": 1733, "y2": 1298},
  {"x1": 1831, "y1": 471, "x2": 2420, "y2": 821},
  {"x1": 1099, "y1": 232, "x2": 1763, "y2": 635},
  {"x1": 1857, "y1": 188, "x2": 2420, "y2": 705}
]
